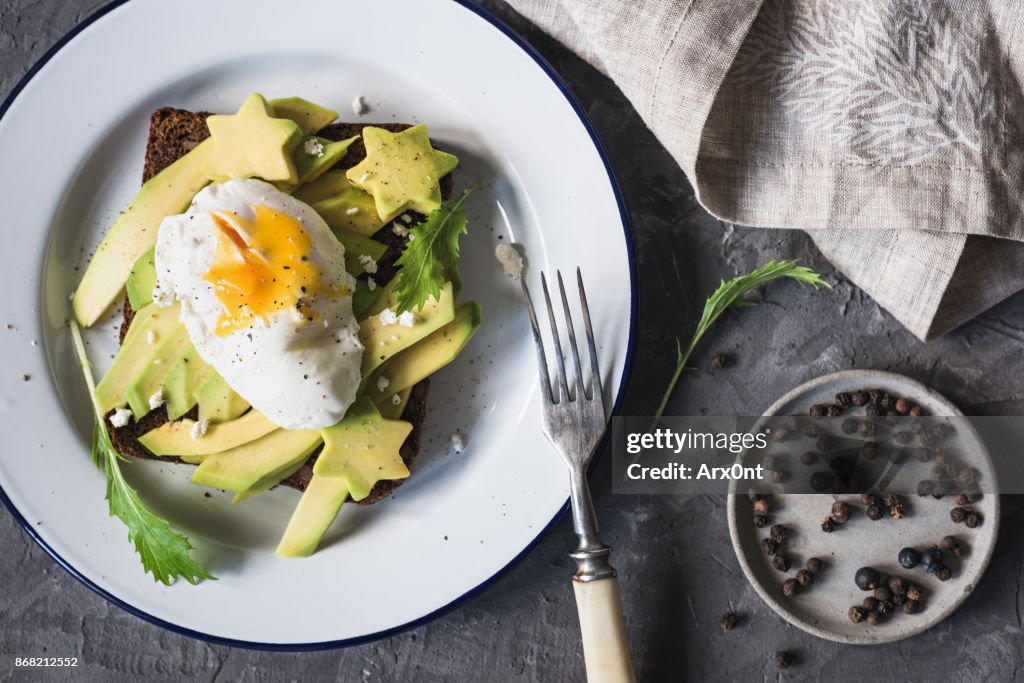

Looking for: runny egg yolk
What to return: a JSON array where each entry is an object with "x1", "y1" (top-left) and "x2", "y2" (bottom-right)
[{"x1": 203, "y1": 205, "x2": 344, "y2": 335}]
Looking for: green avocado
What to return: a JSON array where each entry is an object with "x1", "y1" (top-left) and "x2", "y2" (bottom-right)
[
  {"x1": 204, "y1": 93, "x2": 302, "y2": 184},
  {"x1": 352, "y1": 279, "x2": 383, "y2": 319},
  {"x1": 191, "y1": 428, "x2": 322, "y2": 492},
  {"x1": 290, "y1": 136, "x2": 358, "y2": 188},
  {"x1": 124, "y1": 322, "x2": 193, "y2": 419},
  {"x1": 311, "y1": 180, "x2": 386, "y2": 237},
  {"x1": 162, "y1": 347, "x2": 211, "y2": 421},
  {"x1": 269, "y1": 97, "x2": 338, "y2": 136},
  {"x1": 293, "y1": 169, "x2": 350, "y2": 205},
  {"x1": 139, "y1": 409, "x2": 279, "y2": 457},
  {"x1": 194, "y1": 371, "x2": 250, "y2": 424},
  {"x1": 125, "y1": 248, "x2": 156, "y2": 311},
  {"x1": 375, "y1": 386, "x2": 411, "y2": 420},
  {"x1": 359, "y1": 281, "x2": 455, "y2": 376},
  {"x1": 275, "y1": 474, "x2": 350, "y2": 558},
  {"x1": 73, "y1": 140, "x2": 213, "y2": 327},
  {"x1": 366, "y1": 301, "x2": 481, "y2": 403},
  {"x1": 96, "y1": 302, "x2": 182, "y2": 414},
  {"x1": 332, "y1": 228, "x2": 387, "y2": 276}
]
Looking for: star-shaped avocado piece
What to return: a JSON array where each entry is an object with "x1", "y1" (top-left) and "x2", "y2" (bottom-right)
[
  {"x1": 204, "y1": 93, "x2": 302, "y2": 184},
  {"x1": 346, "y1": 124, "x2": 458, "y2": 222}
]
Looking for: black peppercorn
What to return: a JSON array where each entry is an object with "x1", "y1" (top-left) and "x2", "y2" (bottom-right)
[
  {"x1": 841, "y1": 418, "x2": 858, "y2": 434},
  {"x1": 770, "y1": 525, "x2": 788, "y2": 544},
  {"x1": 805, "y1": 557, "x2": 822, "y2": 573},
  {"x1": 710, "y1": 353, "x2": 727, "y2": 370},
  {"x1": 773, "y1": 555, "x2": 791, "y2": 572},
  {"x1": 889, "y1": 502, "x2": 906, "y2": 520},
  {"x1": 965, "y1": 511, "x2": 982, "y2": 528},
  {"x1": 865, "y1": 404, "x2": 881, "y2": 418},
  {"x1": 809, "y1": 404, "x2": 826, "y2": 418},
  {"x1": 772, "y1": 426, "x2": 793, "y2": 443},
  {"x1": 851, "y1": 391, "x2": 868, "y2": 407},
  {"x1": 940, "y1": 535, "x2": 964, "y2": 557},
  {"x1": 866, "y1": 611, "x2": 882, "y2": 625},
  {"x1": 800, "y1": 450, "x2": 818, "y2": 466},
  {"x1": 878, "y1": 394, "x2": 895, "y2": 410},
  {"x1": 894, "y1": 430, "x2": 914, "y2": 444},
  {"x1": 830, "y1": 501, "x2": 851, "y2": 524},
  {"x1": 895, "y1": 397, "x2": 911, "y2": 415},
  {"x1": 848, "y1": 605, "x2": 867, "y2": 623},
  {"x1": 873, "y1": 586, "x2": 892, "y2": 602},
  {"x1": 825, "y1": 405, "x2": 841, "y2": 418},
  {"x1": 929, "y1": 465, "x2": 946, "y2": 482},
  {"x1": 762, "y1": 538, "x2": 779, "y2": 556},
  {"x1": 773, "y1": 651, "x2": 793, "y2": 669},
  {"x1": 956, "y1": 468, "x2": 977, "y2": 486},
  {"x1": 866, "y1": 504, "x2": 885, "y2": 521},
  {"x1": 860, "y1": 493, "x2": 880, "y2": 506},
  {"x1": 867, "y1": 389, "x2": 884, "y2": 403},
  {"x1": 950, "y1": 507, "x2": 967, "y2": 523},
  {"x1": 860, "y1": 443, "x2": 877, "y2": 460},
  {"x1": 820, "y1": 517, "x2": 837, "y2": 533},
  {"x1": 891, "y1": 592, "x2": 906, "y2": 607},
  {"x1": 753, "y1": 514, "x2": 769, "y2": 528},
  {"x1": 914, "y1": 447, "x2": 932, "y2": 463},
  {"x1": 906, "y1": 584, "x2": 923, "y2": 601},
  {"x1": 936, "y1": 566, "x2": 953, "y2": 581},
  {"x1": 916, "y1": 480, "x2": 935, "y2": 497},
  {"x1": 931, "y1": 423, "x2": 954, "y2": 440},
  {"x1": 802, "y1": 423, "x2": 819, "y2": 438},
  {"x1": 857, "y1": 419, "x2": 875, "y2": 439},
  {"x1": 910, "y1": 405, "x2": 924, "y2": 417},
  {"x1": 753, "y1": 499, "x2": 771, "y2": 516},
  {"x1": 881, "y1": 493, "x2": 899, "y2": 507},
  {"x1": 835, "y1": 392, "x2": 852, "y2": 407},
  {"x1": 933, "y1": 451, "x2": 949, "y2": 466},
  {"x1": 862, "y1": 596, "x2": 879, "y2": 612},
  {"x1": 951, "y1": 493, "x2": 970, "y2": 506},
  {"x1": 763, "y1": 454, "x2": 784, "y2": 469},
  {"x1": 782, "y1": 579, "x2": 799, "y2": 597},
  {"x1": 902, "y1": 599, "x2": 921, "y2": 615},
  {"x1": 809, "y1": 472, "x2": 832, "y2": 492},
  {"x1": 855, "y1": 566, "x2": 881, "y2": 591},
  {"x1": 876, "y1": 600, "x2": 895, "y2": 616},
  {"x1": 888, "y1": 576, "x2": 907, "y2": 595},
  {"x1": 719, "y1": 611, "x2": 738, "y2": 630},
  {"x1": 795, "y1": 569, "x2": 813, "y2": 587}
]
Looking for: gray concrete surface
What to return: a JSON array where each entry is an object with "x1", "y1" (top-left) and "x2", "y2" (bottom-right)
[{"x1": 2, "y1": 0, "x2": 1023, "y2": 681}]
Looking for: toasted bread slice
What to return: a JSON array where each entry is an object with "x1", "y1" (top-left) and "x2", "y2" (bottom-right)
[{"x1": 108, "y1": 107, "x2": 448, "y2": 505}]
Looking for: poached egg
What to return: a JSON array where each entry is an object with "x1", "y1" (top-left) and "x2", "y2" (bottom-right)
[{"x1": 153, "y1": 179, "x2": 363, "y2": 430}]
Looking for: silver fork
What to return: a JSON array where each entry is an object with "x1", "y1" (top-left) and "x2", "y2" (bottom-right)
[{"x1": 522, "y1": 269, "x2": 636, "y2": 683}]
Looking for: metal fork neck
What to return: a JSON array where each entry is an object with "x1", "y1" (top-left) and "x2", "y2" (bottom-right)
[{"x1": 569, "y1": 467, "x2": 617, "y2": 582}]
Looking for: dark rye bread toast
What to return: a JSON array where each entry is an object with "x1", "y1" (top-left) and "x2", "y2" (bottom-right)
[{"x1": 107, "y1": 107, "x2": 449, "y2": 505}]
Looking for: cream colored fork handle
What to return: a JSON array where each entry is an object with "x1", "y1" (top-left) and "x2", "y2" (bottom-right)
[{"x1": 572, "y1": 576, "x2": 636, "y2": 683}]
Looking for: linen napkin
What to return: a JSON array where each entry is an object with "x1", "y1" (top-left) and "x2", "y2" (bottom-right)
[{"x1": 503, "y1": 0, "x2": 1024, "y2": 340}]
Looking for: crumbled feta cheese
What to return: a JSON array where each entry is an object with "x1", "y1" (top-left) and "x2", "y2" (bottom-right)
[
  {"x1": 376, "y1": 376, "x2": 390, "y2": 392},
  {"x1": 495, "y1": 243, "x2": 524, "y2": 279},
  {"x1": 148, "y1": 389, "x2": 165, "y2": 410},
  {"x1": 392, "y1": 224, "x2": 409, "y2": 237},
  {"x1": 146, "y1": 330, "x2": 156, "y2": 345},
  {"x1": 303, "y1": 138, "x2": 325, "y2": 157},
  {"x1": 400, "y1": 214, "x2": 413, "y2": 223},
  {"x1": 345, "y1": 207, "x2": 359, "y2": 216},
  {"x1": 352, "y1": 94, "x2": 368, "y2": 116},
  {"x1": 110, "y1": 408, "x2": 133, "y2": 428},
  {"x1": 358, "y1": 254, "x2": 378, "y2": 274},
  {"x1": 398, "y1": 311, "x2": 415, "y2": 328},
  {"x1": 391, "y1": 393, "x2": 402, "y2": 405},
  {"x1": 190, "y1": 419, "x2": 209, "y2": 440},
  {"x1": 450, "y1": 433, "x2": 465, "y2": 453},
  {"x1": 378, "y1": 308, "x2": 398, "y2": 326},
  {"x1": 367, "y1": 278, "x2": 377, "y2": 292}
]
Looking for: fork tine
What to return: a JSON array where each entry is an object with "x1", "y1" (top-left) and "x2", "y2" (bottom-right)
[
  {"x1": 540, "y1": 272, "x2": 571, "y2": 403},
  {"x1": 556, "y1": 270, "x2": 585, "y2": 400},
  {"x1": 521, "y1": 278, "x2": 554, "y2": 403},
  {"x1": 577, "y1": 268, "x2": 602, "y2": 404}
]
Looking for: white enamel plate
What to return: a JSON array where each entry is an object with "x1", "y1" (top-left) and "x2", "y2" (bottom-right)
[{"x1": 0, "y1": 0, "x2": 634, "y2": 647}]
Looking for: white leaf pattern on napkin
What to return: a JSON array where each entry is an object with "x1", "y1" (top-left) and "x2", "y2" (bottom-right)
[{"x1": 730, "y1": 0, "x2": 995, "y2": 166}]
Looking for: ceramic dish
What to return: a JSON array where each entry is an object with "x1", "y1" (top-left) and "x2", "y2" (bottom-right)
[
  {"x1": 0, "y1": 0, "x2": 635, "y2": 647},
  {"x1": 727, "y1": 370, "x2": 999, "y2": 644}
]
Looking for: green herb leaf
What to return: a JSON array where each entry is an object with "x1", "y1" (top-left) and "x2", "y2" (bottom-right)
[
  {"x1": 70, "y1": 320, "x2": 215, "y2": 586},
  {"x1": 392, "y1": 187, "x2": 474, "y2": 313},
  {"x1": 653, "y1": 260, "x2": 831, "y2": 421}
]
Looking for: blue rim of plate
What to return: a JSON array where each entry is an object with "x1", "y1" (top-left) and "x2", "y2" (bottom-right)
[{"x1": 0, "y1": 0, "x2": 638, "y2": 651}]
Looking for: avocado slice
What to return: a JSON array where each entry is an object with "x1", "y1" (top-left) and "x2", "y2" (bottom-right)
[
  {"x1": 275, "y1": 474, "x2": 350, "y2": 558},
  {"x1": 359, "y1": 281, "x2": 455, "y2": 375},
  {"x1": 95, "y1": 302, "x2": 183, "y2": 414},
  {"x1": 124, "y1": 322, "x2": 193, "y2": 419},
  {"x1": 290, "y1": 135, "x2": 358, "y2": 188},
  {"x1": 375, "y1": 387, "x2": 411, "y2": 420},
  {"x1": 332, "y1": 228, "x2": 387, "y2": 276},
  {"x1": 194, "y1": 371, "x2": 250, "y2": 424},
  {"x1": 140, "y1": 409, "x2": 278, "y2": 457},
  {"x1": 268, "y1": 97, "x2": 338, "y2": 136},
  {"x1": 346, "y1": 125, "x2": 458, "y2": 222},
  {"x1": 313, "y1": 400, "x2": 411, "y2": 497},
  {"x1": 293, "y1": 169, "x2": 350, "y2": 205},
  {"x1": 204, "y1": 93, "x2": 303, "y2": 184},
  {"x1": 125, "y1": 248, "x2": 156, "y2": 311},
  {"x1": 191, "y1": 428, "x2": 322, "y2": 492},
  {"x1": 313, "y1": 190, "x2": 385, "y2": 238},
  {"x1": 352, "y1": 279, "x2": 383, "y2": 319},
  {"x1": 366, "y1": 301, "x2": 481, "y2": 403},
  {"x1": 163, "y1": 347, "x2": 212, "y2": 421},
  {"x1": 73, "y1": 140, "x2": 213, "y2": 327}
]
